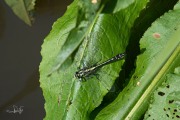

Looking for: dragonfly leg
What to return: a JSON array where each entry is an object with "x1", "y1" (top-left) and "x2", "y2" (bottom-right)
[
  {"x1": 94, "y1": 73, "x2": 100, "y2": 80},
  {"x1": 83, "y1": 77, "x2": 87, "y2": 82},
  {"x1": 79, "y1": 77, "x2": 87, "y2": 82}
]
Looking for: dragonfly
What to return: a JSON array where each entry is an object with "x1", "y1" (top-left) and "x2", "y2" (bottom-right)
[{"x1": 75, "y1": 52, "x2": 126, "y2": 81}]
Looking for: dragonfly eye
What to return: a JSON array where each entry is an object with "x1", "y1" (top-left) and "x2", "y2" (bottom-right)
[
  {"x1": 74, "y1": 72, "x2": 78, "y2": 78},
  {"x1": 75, "y1": 72, "x2": 81, "y2": 78}
]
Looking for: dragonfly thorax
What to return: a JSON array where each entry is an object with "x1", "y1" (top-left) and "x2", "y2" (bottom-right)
[
  {"x1": 75, "y1": 70, "x2": 84, "y2": 79},
  {"x1": 75, "y1": 67, "x2": 96, "y2": 79}
]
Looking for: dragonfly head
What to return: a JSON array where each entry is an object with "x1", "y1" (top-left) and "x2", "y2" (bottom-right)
[{"x1": 74, "y1": 70, "x2": 84, "y2": 79}]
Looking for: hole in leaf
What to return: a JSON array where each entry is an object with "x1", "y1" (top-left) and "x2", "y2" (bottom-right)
[
  {"x1": 169, "y1": 100, "x2": 174, "y2": 104},
  {"x1": 166, "y1": 85, "x2": 170, "y2": 88},
  {"x1": 158, "y1": 91, "x2": 165, "y2": 96},
  {"x1": 176, "y1": 115, "x2": 180, "y2": 118}
]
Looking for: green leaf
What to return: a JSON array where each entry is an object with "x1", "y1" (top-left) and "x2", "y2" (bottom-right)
[
  {"x1": 95, "y1": 2, "x2": 180, "y2": 120},
  {"x1": 48, "y1": 0, "x2": 102, "y2": 75},
  {"x1": 4, "y1": 0, "x2": 35, "y2": 26},
  {"x1": 113, "y1": 0, "x2": 134, "y2": 13},
  {"x1": 144, "y1": 67, "x2": 180, "y2": 120},
  {"x1": 174, "y1": 66, "x2": 180, "y2": 75},
  {"x1": 39, "y1": 0, "x2": 149, "y2": 120}
]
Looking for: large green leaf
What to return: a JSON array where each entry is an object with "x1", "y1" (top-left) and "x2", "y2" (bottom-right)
[
  {"x1": 95, "y1": 2, "x2": 180, "y2": 120},
  {"x1": 144, "y1": 66, "x2": 180, "y2": 120},
  {"x1": 4, "y1": 0, "x2": 35, "y2": 26},
  {"x1": 39, "y1": 0, "x2": 149, "y2": 119},
  {"x1": 48, "y1": 0, "x2": 102, "y2": 75}
]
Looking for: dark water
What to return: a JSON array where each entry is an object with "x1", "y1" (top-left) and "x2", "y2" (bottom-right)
[{"x1": 0, "y1": 0, "x2": 72, "y2": 119}]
